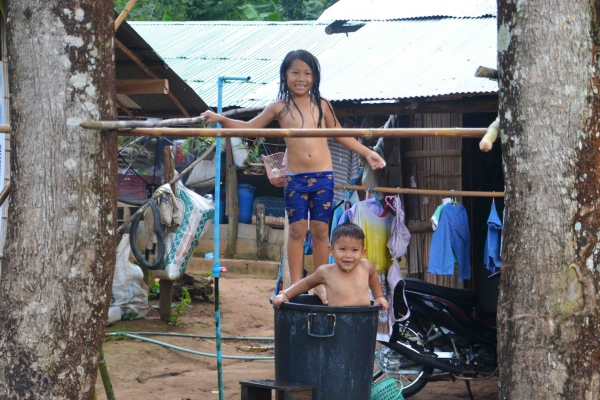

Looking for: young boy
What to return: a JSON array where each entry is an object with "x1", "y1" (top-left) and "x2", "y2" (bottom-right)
[
  {"x1": 201, "y1": 50, "x2": 385, "y2": 304},
  {"x1": 272, "y1": 223, "x2": 389, "y2": 310}
]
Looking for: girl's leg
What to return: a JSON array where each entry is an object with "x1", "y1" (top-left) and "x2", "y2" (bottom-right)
[
  {"x1": 310, "y1": 220, "x2": 330, "y2": 304},
  {"x1": 288, "y1": 219, "x2": 309, "y2": 284}
]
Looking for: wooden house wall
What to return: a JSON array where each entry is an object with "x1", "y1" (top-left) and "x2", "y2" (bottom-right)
[{"x1": 403, "y1": 113, "x2": 465, "y2": 289}]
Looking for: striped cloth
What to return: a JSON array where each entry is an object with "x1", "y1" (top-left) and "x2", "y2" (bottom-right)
[{"x1": 328, "y1": 138, "x2": 360, "y2": 204}]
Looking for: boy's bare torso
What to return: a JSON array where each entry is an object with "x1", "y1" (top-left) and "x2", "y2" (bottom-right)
[
  {"x1": 269, "y1": 97, "x2": 334, "y2": 173},
  {"x1": 318, "y1": 260, "x2": 372, "y2": 307}
]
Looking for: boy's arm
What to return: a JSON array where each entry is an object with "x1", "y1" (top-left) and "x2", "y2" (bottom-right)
[
  {"x1": 272, "y1": 268, "x2": 326, "y2": 307},
  {"x1": 366, "y1": 263, "x2": 389, "y2": 310},
  {"x1": 367, "y1": 262, "x2": 384, "y2": 299},
  {"x1": 201, "y1": 102, "x2": 279, "y2": 128},
  {"x1": 322, "y1": 99, "x2": 386, "y2": 170}
]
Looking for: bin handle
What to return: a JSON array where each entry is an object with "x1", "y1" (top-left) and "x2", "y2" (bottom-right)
[{"x1": 307, "y1": 313, "x2": 336, "y2": 338}]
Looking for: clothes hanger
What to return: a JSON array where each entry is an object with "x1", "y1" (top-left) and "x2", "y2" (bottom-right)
[
  {"x1": 384, "y1": 195, "x2": 397, "y2": 213},
  {"x1": 449, "y1": 189, "x2": 459, "y2": 205}
]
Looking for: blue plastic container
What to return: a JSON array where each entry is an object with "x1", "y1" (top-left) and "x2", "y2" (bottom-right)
[{"x1": 238, "y1": 184, "x2": 256, "y2": 223}]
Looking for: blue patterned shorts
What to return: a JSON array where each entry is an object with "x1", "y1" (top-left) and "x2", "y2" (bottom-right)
[{"x1": 284, "y1": 171, "x2": 334, "y2": 224}]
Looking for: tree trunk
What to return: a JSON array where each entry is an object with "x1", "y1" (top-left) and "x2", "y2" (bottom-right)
[
  {"x1": 0, "y1": 2, "x2": 116, "y2": 399},
  {"x1": 498, "y1": 0, "x2": 600, "y2": 398}
]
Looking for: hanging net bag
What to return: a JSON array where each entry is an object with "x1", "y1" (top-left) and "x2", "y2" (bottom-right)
[{"x1": 261, "y1": 152, "x2": 286, "y2": 187}]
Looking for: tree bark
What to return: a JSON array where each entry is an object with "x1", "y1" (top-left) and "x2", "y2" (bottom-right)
[
  {"x1": 0, "y1": 2, "x2": 117, "y2": 399},
  {"x1": 498, "y1": 0, "x2": 600, "y2": 398}
]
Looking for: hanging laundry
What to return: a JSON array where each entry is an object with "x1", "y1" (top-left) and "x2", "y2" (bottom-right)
[
  {"x1": 386, "y1": 195, "x2": 411, "y2": 337},
  {"x1": 483, "y1": 202, "x2": 503, "y2": 273},
  {"x1": 346, "y1": 199, "x2": 394, "y2": 275},
  {"x1": 303, "y1": 232, "x2": 313, "y2": 255},
  {"x1": 328, "y1": 138, "x2": 360, "y2": 204},
  {"x1": 428, "y1": 203, "x2": 471, "y2": 281},
  {"x1": 431, "y1": 197, "x2": 452, "y2": 231},
  {"x1": 387, "y1": 196, "x2": 411, "y2": 259}
]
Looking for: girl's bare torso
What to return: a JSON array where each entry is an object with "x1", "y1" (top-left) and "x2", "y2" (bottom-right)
[{"x1": 273, "y1": 97, "x2": 334, "y2": 173}]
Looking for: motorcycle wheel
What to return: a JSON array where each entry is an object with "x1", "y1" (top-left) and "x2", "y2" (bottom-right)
[{"x1": 373, "y1": 324, "x2": 433, "y2": 398}]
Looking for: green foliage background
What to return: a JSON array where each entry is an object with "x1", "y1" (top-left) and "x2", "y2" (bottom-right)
[{"x1": 114, "y1": 0, "x2": 338, "y2": 21}]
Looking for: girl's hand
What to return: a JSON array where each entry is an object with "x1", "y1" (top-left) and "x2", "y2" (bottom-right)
[
  {"x1": 366, "y1": 150, "x2": 386, "y2": 170},
  {"x1": 374, "y1": 296, "x2": 389, "y2": 311},
  {"x1": 200, "y1": 110, "x2": 222, "y2": 124},
  {"x1": 272, "y1": 292, "x2": 289, "y2": 308}
]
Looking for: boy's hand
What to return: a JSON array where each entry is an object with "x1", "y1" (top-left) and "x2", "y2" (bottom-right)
[
  {"x1": 272, "y1": 292, "x2": 289, "y2": 308},
  {"x1": 313, "y1": 284, "x2": 328, "y2": 305},
  {"x1": 366, "y1": 150, "x2": 386, "y2": 170},
  {"x1": 200, "y1": 110, "x2": 221, "y2": 124},
  {"x1": 374, "y1": 296, "x2": 389, "y2": 311}
]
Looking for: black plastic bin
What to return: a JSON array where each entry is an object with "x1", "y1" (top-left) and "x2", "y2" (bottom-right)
[{"x1": 274, "y1": 295, "x2": 380, "y2": 400}]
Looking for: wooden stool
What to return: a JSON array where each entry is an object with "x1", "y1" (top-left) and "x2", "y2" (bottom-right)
[{"x1": 240, "y1": 379, "x2": 313, "y2": 400}]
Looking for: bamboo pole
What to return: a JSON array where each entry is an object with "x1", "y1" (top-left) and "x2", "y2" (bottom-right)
[
  {"x1": 115, "y1": 0, "x2": 138, "y2": 31},
  {"x1": 116, "y1": 143, "x2": 216, "y2": 235},
  {"x1": 109, "y1": 127, "x2": 487, "y2": 138},
  {"x1": 98, "y1": 348, "x2": 116, "y2": 400},
  {"x1": 0, "y1": 124, "x2": 9, "y2": 133},
  {"x1": 0, "y1": 182, "x2": 10, "y2": 207},
  {"x1": 334, "y1": 183, "x2": 504, "y2": 197},
  {"x1": 159, "y1": 146, "x2": 175, "y2": 322},
  {"x1": 84, "y1": 106, "x2": 266, "y2": 130}
]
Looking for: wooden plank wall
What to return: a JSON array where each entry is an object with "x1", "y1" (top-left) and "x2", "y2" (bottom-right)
[{"x1": 403, "y1": 113, "x2": 465, "y2": 288}]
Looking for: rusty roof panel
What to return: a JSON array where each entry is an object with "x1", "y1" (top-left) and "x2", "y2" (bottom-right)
[{"x1": 317, "y1": 0, "x2": 496, "y2": 22}]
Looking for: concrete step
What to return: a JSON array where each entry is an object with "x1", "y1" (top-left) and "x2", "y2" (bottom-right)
[{"x1": 187, "y1": 257, "x2": 280, "y2": 278}]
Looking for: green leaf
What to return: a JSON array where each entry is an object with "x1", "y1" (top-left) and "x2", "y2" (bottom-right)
[
  {"x1": 267, "y1": 12, "x2": 281, "y2": 21},
  {"x1": 241, "y1": 4, "x2": 262, "y2": 20}
]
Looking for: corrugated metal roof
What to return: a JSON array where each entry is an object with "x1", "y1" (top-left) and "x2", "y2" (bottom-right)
[
  {"x1": 245, "y1": 18, "x2": 498, "y2": 104},
  {"x1": 129, "y1": 21, "x2": 347, "y2": 109},
  {"x1": 317, "y1": 0, "x2": 496, "y2": 22}
]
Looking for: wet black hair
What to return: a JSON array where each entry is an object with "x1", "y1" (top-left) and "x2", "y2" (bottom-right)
[
  {"x1": 277, "y1": 49, "x2": 334, "y2": 128},
  {"x1": 331, "y1": 223, "x2": 365, "y2": 247}
]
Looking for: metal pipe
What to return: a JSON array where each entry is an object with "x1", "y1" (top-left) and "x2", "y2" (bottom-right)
[
  {"x1": 115, "y1": 127, "x2": 487, "y2": 138},
  {"x1": 214, "y1": 75, "x2": 251, "y2": 400}
]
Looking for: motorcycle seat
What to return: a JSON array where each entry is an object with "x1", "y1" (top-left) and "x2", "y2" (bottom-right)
[{"x1": 403, "y1": 278, "x2": 479, "y2": 311}]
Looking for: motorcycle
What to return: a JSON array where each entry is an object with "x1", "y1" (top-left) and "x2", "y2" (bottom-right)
[{"x1": 373, "y1": 274, "x2": 499, "y2": 398}]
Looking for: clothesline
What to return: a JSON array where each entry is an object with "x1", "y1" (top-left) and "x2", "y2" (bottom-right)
[{"x1": 333, "y1": 184, "x2": 504, "y2": 198}]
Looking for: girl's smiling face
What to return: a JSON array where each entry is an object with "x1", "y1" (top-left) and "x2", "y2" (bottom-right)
[{"x1": 286, "y1": 58, "x2": 313, "y2": 97}]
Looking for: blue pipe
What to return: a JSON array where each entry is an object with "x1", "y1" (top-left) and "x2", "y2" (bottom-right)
[
  {"x1": 106, "y1": 333, "x2": 274, "y2": 360},
  {"x1": 214, "y1": 75, "x2": 251, "y2": 400}
]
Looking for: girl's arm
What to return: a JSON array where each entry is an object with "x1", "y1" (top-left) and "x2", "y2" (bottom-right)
[
  {"x1": 322, "y1": 100, "x2": 386, "y2": 170},
  {"x1": 272, "y1": 268, "x2": 326, "y2": 308},
  {"x1": 367, "y1": 262, "x2": 389, "y2": 310},
  {"x1": 201, "y1": 102, "x2": 280, "y2": 128}
]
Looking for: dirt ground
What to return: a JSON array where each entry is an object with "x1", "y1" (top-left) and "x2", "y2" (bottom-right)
[{"x1": 98, "y1": 275, "x2": 498, "y2": 400}]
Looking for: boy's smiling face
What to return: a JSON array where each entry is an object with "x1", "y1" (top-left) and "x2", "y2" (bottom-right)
[
  {"x1": 329, "y1": 236, "x2": 366, "y2": 273},
  {"x1": 286, "y1": 58, "x2": 313, "y2": 97}
]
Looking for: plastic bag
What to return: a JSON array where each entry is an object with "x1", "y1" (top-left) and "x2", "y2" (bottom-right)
[
  {"x1": 153, "y1": 182, "x2": 214, "y2": 280},
  {"x1": 111, "y1": 235, "x2": 149, "y2": 321}
]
